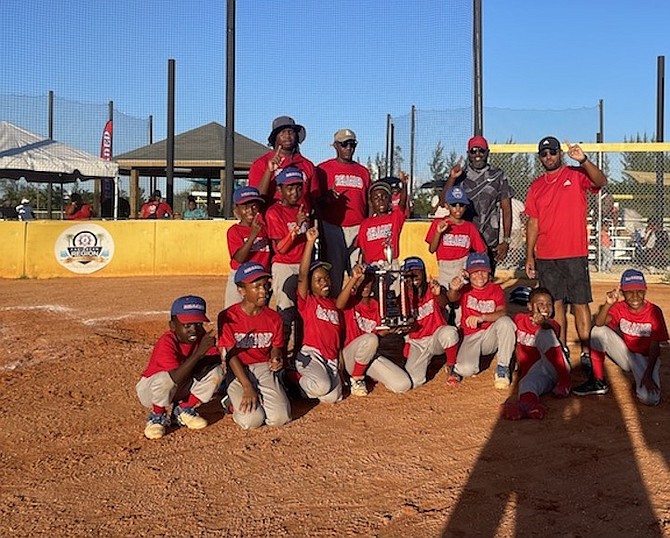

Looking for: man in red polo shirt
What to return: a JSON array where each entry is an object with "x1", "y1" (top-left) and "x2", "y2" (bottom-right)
[
  {"x1": 248, "y1": 116, "x2": 318, "y2": 211},
  {"x1": 316, "y1": 128, "x2": 371, "y2": 294},
  {"x1": 524, "y1": 136, "x2": 607, "y2": 373}
]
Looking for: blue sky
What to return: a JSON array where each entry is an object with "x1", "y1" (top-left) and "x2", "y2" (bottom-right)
[{"x1": 1, "y1": 0, "x2": 668, "y2": 181}]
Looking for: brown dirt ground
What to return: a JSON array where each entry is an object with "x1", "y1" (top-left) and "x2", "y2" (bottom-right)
[{"x1": 0, "y1": 276, "x2": 669, "y2": 538}]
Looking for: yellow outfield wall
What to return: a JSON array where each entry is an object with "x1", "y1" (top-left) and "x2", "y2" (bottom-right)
[{"x1": 0, "y1": 220, "x2": 434, "y2": 279}]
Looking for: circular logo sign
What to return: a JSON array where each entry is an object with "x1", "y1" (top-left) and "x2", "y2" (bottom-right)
[{"x1": 54, "y1": 223, "x2": 115, "y2": 274}]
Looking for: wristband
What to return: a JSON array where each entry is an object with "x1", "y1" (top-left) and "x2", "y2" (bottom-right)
[
  {"x1": 501, "y1": 236, "x2": 511, "y2": 243},
  {"x1": 578, "y1": 155, "x2": 588, "y2": 165}
]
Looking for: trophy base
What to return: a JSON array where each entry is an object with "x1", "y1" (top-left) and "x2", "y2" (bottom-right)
[{"x1": 376, "y1": 317, "x2": 414, "y2": 331}]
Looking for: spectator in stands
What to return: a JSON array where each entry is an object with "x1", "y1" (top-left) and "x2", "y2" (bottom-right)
[
  {"x1": 183, "y1": 196, "x2": 209, "y2": 220},
  {"x1": 316, "y1": 128, "x2": 371, "y2": 294},
  {"x1": 16, "y1": 198, "x2": 35, "y2": 221},
  {"x1": 441, "y1": 135, "x2": 514, "y2": 275},
  {"x1": 0, "y1": 200, "x2": 18, "y2": 220},
  {"x1": 248, "y1": 116, "x2": 318, "y2": 210},
  {"x1": 640, "y1": 217, "x2": 668, "y2": 269},
  {"x1": 140, "y1": 190, "x2": 173, "y2": 219},
  {"x1": 524, "y1": 136, "x2": 607, "y2": 373},
  {"x1": 65, "y1": 192, "x2": 94, "y2": 220},
  {"x1": 599, "y1": 222, "x2": 613, "y2": 273}
]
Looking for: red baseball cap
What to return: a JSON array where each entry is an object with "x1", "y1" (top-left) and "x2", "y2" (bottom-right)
[{"x1": 467, "y1": 135, "x2": 489, "y2": 151}]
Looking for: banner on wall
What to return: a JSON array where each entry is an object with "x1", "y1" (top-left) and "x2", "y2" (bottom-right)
[
  {"x1": 100, "y1": 120, "x2": 114, "y2": 203},
  {"x1": 54, "y1": 223, "x2": 115, "y2": 274}
]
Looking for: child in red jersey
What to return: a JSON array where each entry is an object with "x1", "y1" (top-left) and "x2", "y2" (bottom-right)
[
  {"x1": 265, "y1": 167, "x2": 310, "y2": 354},
  {"x1": 218, "y1": 262, "x2": 291, "y2": 429},
  {"x1": 574, "y1": 269, "x2": 668, "y2": 405},
  {"x1": 224, "y1": 186, "x2": 271, "y2": 308},
  {"x1": 402, "y1": 257, "x2": 459, "y2": 388},
  {"x1": 136, "y1": 296, "x2": 223, "y2": 440},
  {"x1": 502, "y1": 287, "x2": 572, "y2": 420},
  {"x1": 447, "y1": 253, "x2": 516, "y2": 388},
  {"x1": 357, "y1": 178, "x2": 407, "y2": 266},
  {"x1": 335, "y1": 264, "x2": 413, "y2": 395},
  {"x1": 426, "y1": 186, "x2": 487, "y2": 290},
  {"x1": 292, "y1": 224, "x2": 344, "y2": 403}
]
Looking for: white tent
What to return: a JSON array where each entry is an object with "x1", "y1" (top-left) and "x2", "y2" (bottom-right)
[{"x1": 0, "y1": 121, "x2": 117, "y2": 182}]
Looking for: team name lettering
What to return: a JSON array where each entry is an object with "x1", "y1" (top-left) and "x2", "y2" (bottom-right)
[
  {"x1": 334, "y1": 174, "x2": 364, "y2": 189},
  {"x1": 354, "y1": 310, "x2": 377, "y2": 333},
  {"x1": 234, "y1": 332, "x2": 273, "y2": 348},
  {"x1": 516, "y1": 330, "x2": 536, "y2": 347},
  {"x1": 366, "y1": 223, "x2": 392, "y2": 242},
  {"x1": 620, "y1": 319, "x2": 652, "y2": 338},
  {"x1": 466, "y1": 295, "x2": 496, "y2": 314},
  {"x1": 416, "y1": 299, "x2": 435, "y2": 321},
  {"x1": 316, "y1": 304, "x2": 340, "y2": 325},
  {"x1": 442, "y1": 233, "x2": 471, "y2": 248}
]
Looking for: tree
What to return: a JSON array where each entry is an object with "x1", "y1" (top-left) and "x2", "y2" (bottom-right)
[{"x1": 428, "y1": 141, "x2": 448, "y2": 183}]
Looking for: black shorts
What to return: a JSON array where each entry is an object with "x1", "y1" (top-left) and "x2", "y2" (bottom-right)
[{"x1": 536, "y1": 257, "x2": 592, "y2": 305}]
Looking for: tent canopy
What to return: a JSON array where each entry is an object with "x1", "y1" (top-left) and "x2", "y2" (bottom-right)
[{"x1": 0, "y1": 121, "x2": 118, "y2": 183}]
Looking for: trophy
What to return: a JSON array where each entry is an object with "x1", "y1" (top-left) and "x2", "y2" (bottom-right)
[{"x1": 373, "y1": 240, "x2": 414, "y2": 330}]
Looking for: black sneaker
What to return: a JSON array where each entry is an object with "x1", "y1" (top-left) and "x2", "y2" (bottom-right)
[
  {"x1": 580, "y1": 352, "x2": 593, "y2": 379},
  {"x1": 573, "y1": 378, "x2": 609, "y2": 396}
]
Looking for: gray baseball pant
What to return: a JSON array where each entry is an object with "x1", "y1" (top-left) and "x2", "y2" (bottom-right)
[
  {"x1": 453, "y1": 316, "x2": 516, "y2": 378},
  {"x1": 295, "y1": 346, "x2": 342, "y2": 404},
  {"x1": 518, "y1": 329, "x2": 571, "y2": 396},
  {"x1": 136, "y1": 365, "x2": 224, "y2": 409},
  {"x1": 226, "y1": 362, "x2": 291, "y2": 429},
  {"x1": 591, "y1": 325, "x2": 662, "y2": 406},
  {"x1": 405, "y1": 325, "x2": 459, "y2": 387}
]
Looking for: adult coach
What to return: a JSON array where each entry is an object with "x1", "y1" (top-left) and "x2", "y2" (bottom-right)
[
  {"x1": 524, "y1": 136, "x2": 607, "y2": 366},
  {"x1": 248, "y1": 116, "x2": 318, "y2": 210},
  {"x1": 442, "y1": 135, "x2": 513, "y2": 274},
  {"x1": 316, "y1": 128, "x2": 371, "y2": 294}
]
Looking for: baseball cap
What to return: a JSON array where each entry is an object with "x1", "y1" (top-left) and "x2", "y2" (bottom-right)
[
  {"x1": 510, "y1": 286, "x2": 532, "y2": 305},
  {"x1": 234, "y1": 261, "x2": 271, "y2": 285},
  {"x1": 620, "y1": 269, "x2": 647, "y2": 291},
  {"x1": 233, "y1": 186, "x2": 264, "y2": 205},
  {"x1": 403, "y1": 256, "x2": 425, "y2": 271},
  {"x1": 276, "y1": 167, "x2": 304, "y2": 186},
  {"x1": 171, "y1": 295, "x2": 209, "y2": 323},
  {"x1": 538, "y1": 136, "x2": 561, "y2": 153},
  {"x1": 334, "y1": 129, "x2": 356, "y2": 143},
  {"x1": 368, "y1": 180, "x2": 392, "y2": 196},
  {"x1": 268, "y1": 116, "x2": 306, "y2": 146},
  {"x1": 466, "y1": 252, "x2": 491, "y2": 273},
  {"x1": 309, "y1": 260, "x2": 332, "y2": 274},
  {"x1": 445, "y1": 186, "x2": 470, "y2": 205},
  {"x1": 467, "y1": 135, "x2": 489, "y2": 151}
]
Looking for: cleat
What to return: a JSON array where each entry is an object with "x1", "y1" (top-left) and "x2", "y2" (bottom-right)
[
  {"x1": 447, "y1": 372, "x2": 463, "y2": 386},
  {"x1": 573, "y1": 378, "x2": 609, "y2": 396},
  {"x1": 494, "y1": 365, "x2": 511, "y2": 390},
  {"x1": 349, "y1": 378, "x2": 368, "y2": 397},
  {"x1": 144, "y1": 412, "x2": 170, "y2": 440},
  {"x1": 173, "y1": 405, "x2": 208, "y2": 430},
  {"x1": 501, "y1": 401, "x2": 524, "y2": 420}
]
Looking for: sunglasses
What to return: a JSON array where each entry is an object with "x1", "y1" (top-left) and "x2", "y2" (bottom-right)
[
  {"x1": 450, "y1": 203, "x2": 467, "y2": 208},
  {"x1": 539, "y1": 148, "x2": 559, "y2": 157},
  {"x1": 337, "y1": 140, "x2": 357, "y2": 148},
  {"x1": 469, "y1": 147, "x2": 487, "y2": 155}
]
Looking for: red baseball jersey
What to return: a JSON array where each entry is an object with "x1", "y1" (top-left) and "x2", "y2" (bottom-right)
[
  {"x1": 141, "y1": 330, "x2": 218, "y2": 378},
  {"x1": 607, "y1": 300, "x2": 669, "y2": 355},
  {"x1": 407, "y1": 287, "x2": 447, "y2": 340},
  {"x1": 316, "y1": 159, "x2": 371, "y2": 227},
  {"x1": 458, "y1": 281, "x2": 506, "y2": 336},
  {"x1": 298, "y1": 294, "x2": 343, "y2": 361},
  {"x1": 357, "y1": 208, "x2": 405, "y2": 263},
  {"x1": 425, "y1": 219, "x2": 487, "y2": 261},
  {"x1": 343, "y1": 297, "x2": 381, "y2": 347},
  {"x1": 226, "y1": 222, "x2": 271, "y2": 270},
  {"x1": 524, "y1": 166, "x2": 599, "y2": 259},
  {"x1": 248, "y1": 151, "x2": 318, "y2": 210},
  {"x1": 265, "y1": 202, "x2": 308, "y2": 264},
  {"x1": 513, "y1": 312, "x2": 561, "y2": 378},
  {"x1": 218, "y1": 303, "x2": 283, "y2": 365}
]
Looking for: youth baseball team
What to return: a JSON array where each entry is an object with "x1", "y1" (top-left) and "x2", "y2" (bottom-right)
[{"x1": 136, "y1": 116, "x2": 668, "y2": 439}]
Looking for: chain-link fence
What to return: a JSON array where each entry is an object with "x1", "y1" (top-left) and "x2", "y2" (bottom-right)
[{"x1": 481, "y1": 142, "x2": 670, "y2": 276}]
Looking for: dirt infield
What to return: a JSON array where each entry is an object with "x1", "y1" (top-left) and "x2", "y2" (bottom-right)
[{"x1": 1, "y1": 276, "x2": 669, "y2": 537}]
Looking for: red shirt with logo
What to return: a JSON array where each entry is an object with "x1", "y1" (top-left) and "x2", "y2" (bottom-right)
[
  {"x1": 226, "y1": 222, "x2": 271, "y2": 270},
  {"x1": 343, "y1": 298, "x2": 381, "y2": 347},
  {"x1": 316, "y1": 159, "x2": 370, "y2": 227},
  {"x1": 458, "y1": 281, "x2": 506, "y2": 336},
  {"x1": 141, "y1": 330, "x2": 218, "y2": 378},
  {"x1": 407, "y1": 287, "x2": 447, "y2": 340},
  {"x1": 524, "y1": 166, "x2": 599, "y2": 259},
  {"x1": 607, "y1": 300, "x2": 669, "y2": 355},
  {"x1": 265, "y1": 202, "x2": 308, "y2": 264},
  {"x1": 218, "y1": 303, "x2": 283, "y2": 365},
  {"x1": 357, "y1": 208, "x2": 405, "y2": 263},
  {"x1": 513, "y1": 312, "x2": 561, "y2": 378},
  {"x1": 248, "y1": 151, "x2": 318, "y2": 210},
  {"x1": 298, "y1": 294, "x2": 343, "y2": 361},
  {"x1": 425, "y1": 219, "x2": 487, "y2": 261}
]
